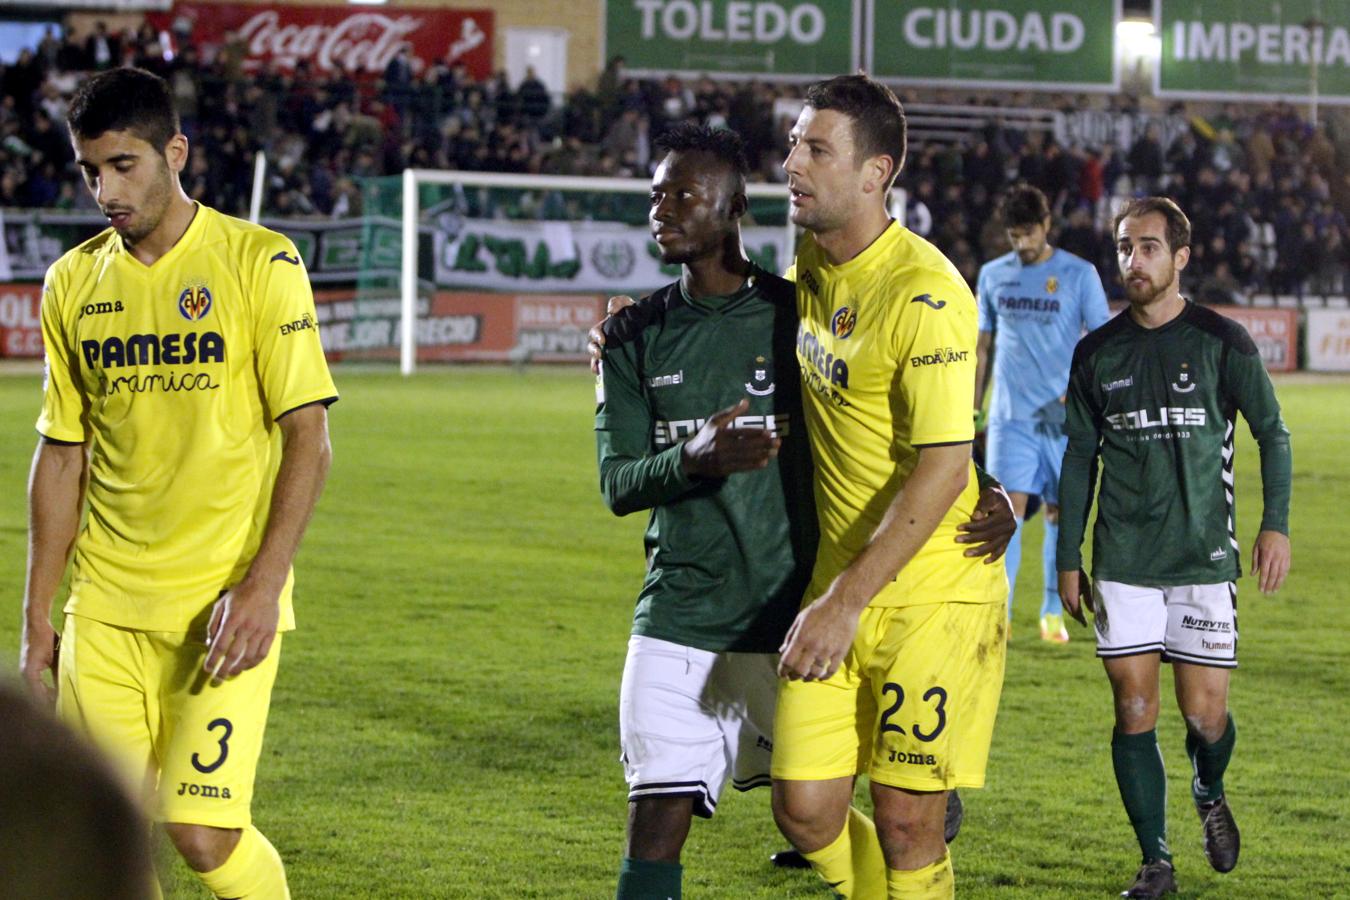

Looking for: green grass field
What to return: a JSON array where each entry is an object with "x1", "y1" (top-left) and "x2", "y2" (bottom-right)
[{"x1": 2, "y1": 366, "x2": 1347, "y2": 898}]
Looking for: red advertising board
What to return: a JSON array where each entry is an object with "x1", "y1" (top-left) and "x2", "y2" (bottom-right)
[
  {"x1": 149, "y1": 4, "x2": 494, "y2": 80},
  {"x1": 0, "y1": 284, "x2": 42, "y2": 359},
  {"x1": 1211, "y1": 307, "x2": 1298, "y2": 373}
]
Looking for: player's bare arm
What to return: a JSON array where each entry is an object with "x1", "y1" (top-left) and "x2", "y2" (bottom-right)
[
  {"x1": 1057, "y1": 568, "x2": 1094, "y2": 626},
  {"x1": 205, "y1": 403, "x2": 332, "y2": 683},
  {"x1": 973, "y1": 330, "x2": 994, "y2": 417},
  {"x1": 1250, "y1": 530, "x2": 1291, "y2": 594},
  {"x1": 21, "y1": 438, "x2": 89, "y2": 702},
  {"x1": 778, "y1": 442, "x2": 972, "y2": 681}
]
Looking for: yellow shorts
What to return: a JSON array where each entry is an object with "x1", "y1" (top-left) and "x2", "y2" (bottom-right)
[
  {"x1": 57, "y1": 614, "x2": 282, "y2": 828},
  {"x1": 771, "y1": 601, "x2": 1006, "y2": 791}
]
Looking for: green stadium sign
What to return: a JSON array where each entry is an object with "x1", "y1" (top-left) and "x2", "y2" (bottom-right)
[
  {"x1": 868, "y1": 0, "x2": 1119, "y2": 90},
  {"x1": 604, "y1": 0, "x2": 859, "y2": 78},
  {"x1": 1157, "y1": 1, "x2": 1350, "y2": 103}
]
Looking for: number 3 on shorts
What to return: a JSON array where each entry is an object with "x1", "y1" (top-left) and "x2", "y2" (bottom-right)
[
  {"x1": 879, "y1": 683, "x2": 948, "y2": 742},
  {"x1": 192, "y1": 717, "x2": 234, "y2": 774}
]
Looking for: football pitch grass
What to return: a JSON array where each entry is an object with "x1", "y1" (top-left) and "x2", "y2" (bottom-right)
[{"x1": 1, "y1": 366, "x2": 1347, "y2": 898}]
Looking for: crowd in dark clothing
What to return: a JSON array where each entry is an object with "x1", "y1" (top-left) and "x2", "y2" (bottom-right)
[{"x1": 3, "y1": 27, "x2": 1349, "y2": 299}]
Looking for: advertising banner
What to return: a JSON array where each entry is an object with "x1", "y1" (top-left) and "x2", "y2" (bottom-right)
[
  {"x1": 1212, "y1": 306, "x2": 1298, "y2": 372},
  {"x1": 433, "y1": 219, "x2": 791, "y2": 293},
  {"x1": 1305, "y1": 308, "x2": 1350, "y2": 371},
  {"x1": 604, "y1": 0, "x2": 859, "y2": 78},
  {"x1": 868, "y1": 0, "x2": 1119, "y2": 90},
  {"x1": 312, "y1": 290, "x2": 605, "y2": 363},
  {"x1": 1157, "y1": 1, "x2": 1350, "y2": 103},
  {"x1": 0, "y1": 283, "x2": 42, "y2": 359},
  {"x1": 148, "y1": 3, "x2": 494, "y2": 80}
]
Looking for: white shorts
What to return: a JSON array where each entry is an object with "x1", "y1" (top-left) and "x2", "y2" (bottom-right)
[
  {"x1": 619, "y1": 635, "x2": 777, "y2": 818},
  {"x1": 1093, "y1": 580, "x2": 1238, "y2": 668}
]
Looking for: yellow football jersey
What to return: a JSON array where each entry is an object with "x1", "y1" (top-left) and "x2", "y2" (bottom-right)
[
  {"x1": 792, "y1": 221, "x2": 1001, "y2": 607},
  {"x1": 37, "y1": 203, "x2": 337, "y2": 632}
]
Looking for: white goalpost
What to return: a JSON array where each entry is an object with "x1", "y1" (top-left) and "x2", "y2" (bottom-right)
[{"x1": 398, "y1": 168, "x2": 797, "y2": 375}]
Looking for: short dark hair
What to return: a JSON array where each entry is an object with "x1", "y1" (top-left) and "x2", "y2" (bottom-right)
[
  {"x1": 654, "y1": 123, "x2": 750, "y2": 181},
  {"x1": 1113, "y1": 196, "x2": 1191, "y2": 252},
  {"x1": 803, "y1": 74, "x2": 907, "y2": 188},
  {"x1": 67, "y1": 68, "x2": 179, "y2": 152},
  {"x1": 999, "y1": 183, "x2": 1051, "y2": 228}
]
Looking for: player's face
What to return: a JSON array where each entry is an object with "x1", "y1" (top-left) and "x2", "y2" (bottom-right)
[
  {"x1": 783, "y1": 106, "x2": 872, "y2": 233},
  {"x1": 73, "y1": 129, "x2": 187, "y2": 246},
  {"x1": 1007, "y1": 218, "x2": 1051, "y2": 265},
  {"x1": 648, "y1": 151, "x2": 739, "y2": 265},
  {"x1": 1116, "y1": 212, "x2": 1188, "y2": 307}
]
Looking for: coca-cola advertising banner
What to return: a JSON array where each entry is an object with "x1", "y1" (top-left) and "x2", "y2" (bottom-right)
[{"x1": 149, "y1": 3, "x2": 494, "y2": 80}]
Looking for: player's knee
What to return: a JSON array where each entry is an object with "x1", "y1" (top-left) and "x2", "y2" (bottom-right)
[
  {"x1": 1114, "y1": 694, "x2": 1157, "y2": 730},
  {"x1": 1182, "y1": 710, "x2": 1228, "y2": 743},
  {"x1": 771, "y1": 783, "x2": 839, "y2": 850},
  {"x1": 162, "y1": 822, "x2": 241, "y2": 872}
]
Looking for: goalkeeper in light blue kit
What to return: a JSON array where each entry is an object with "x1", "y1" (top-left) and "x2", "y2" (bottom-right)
[{"x1": 975, "y1": 184, "x2": 1111, "y2": 642}]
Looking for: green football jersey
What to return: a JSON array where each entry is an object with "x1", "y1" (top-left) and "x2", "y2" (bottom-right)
[
  {"x1": 595, "y1": 270, "x2": 817, "y2": 653},
  {"x1": 1058, "y1": 300, "x2": 1291, "y2": 586}
]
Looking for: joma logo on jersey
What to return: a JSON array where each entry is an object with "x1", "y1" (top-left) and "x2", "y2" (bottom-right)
[
  {"x1": 796, "y1": 325, "x2": 849, "y2": 389},
  {"x1": 176, "y1": 782, "x2": 232, "y2": 799},
  {"x1": 81, "y1": 332, "x2": 226, "y2": 368},
  {"x1": 1105, "y1": 407, "x2": 1206, "y2": 430},
  {"x1": 279, "y1": 313, "x2": 316, "y2": 336},
  {"x1": 886, "y1": 750, "x2": 937, "y2": 766},
  {"x1": 654, "y1": 413, "x2": 790, "y2": 447},
  {"x1": 178, "y1": 285, "x2": 213, "y2": 321},
  {"x1": 800, "y1": 269, "x2": 820, "y2": 297},
  {"x1": 79, "y1": 300, "x2": 124, "y2": 318},
  {"x1": 911, "y1": 347, "x2": 969, "y2": 367}
]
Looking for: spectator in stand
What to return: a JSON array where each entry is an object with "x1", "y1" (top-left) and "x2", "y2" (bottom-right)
[
  {"x1": 518, "y1": 66, "x2": 551, "y2": 125},
  {"x1": 1128, "y1": 123, "x2": 1164, "y2": 193}
]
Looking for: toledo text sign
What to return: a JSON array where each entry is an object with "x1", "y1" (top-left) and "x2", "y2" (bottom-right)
[
  {"x1": 1158, "y1": 0, "x2": 1350, "y2": 103},
  {"x1": 868, "y1": 0, "x2": 1119, "y2": 90},
  {"x1": 605, "y1": 0, "x2": 859, "y2": 78}
]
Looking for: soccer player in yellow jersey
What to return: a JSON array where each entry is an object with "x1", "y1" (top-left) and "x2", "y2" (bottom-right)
[
  {"x1": 18, "y1": 68, "x2": 336, "y2": 899},
  {"x1": 769, "y1": 75, "x2": 1007, "y2": 899}
]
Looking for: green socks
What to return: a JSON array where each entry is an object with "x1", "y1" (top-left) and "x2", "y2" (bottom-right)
[
  {"x1": 616, "y1": 857, "x2": 681, "y2": 900},
  {"x1": 1187, "y1": 713, "x2": 1236, "y2": 804},
  {"x1": 1112, "y1": 729, "x2": 1172, "y2": 863}
]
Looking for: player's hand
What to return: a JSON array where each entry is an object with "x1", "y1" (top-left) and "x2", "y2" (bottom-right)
[
  {"x1": 1250, "y1": 530, "x2": 1290, "y2": 594},
  {"x1": 1057, "y1": 568, "x2": 1093, "y2": 626},
  {"x1": 19, "y1": 617, "x2": 59, "y2": 705},
  {"x1": 956, "y1": 483, "x2": 1015, "y2": 562},
  {"x1": 204, "y1": 581, "x2": 281, "y2": 685},
  {"x1": 778, "y1": 593, "x2": 860, "y2": 682},
  {"x1": 587, "y1": 295, "x2": 637, "y2": 374},
  {"x1": 681, "y1": 398, "x2": 781, "y2": 478}
]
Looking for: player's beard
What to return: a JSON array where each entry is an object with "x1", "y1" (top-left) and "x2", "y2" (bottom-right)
[
  {"x1": 114, "y1": 157, "x2": 175, "y2": 247},
  {"x1": 1124, "y1": 262, "x2": 1175, "y2": 307}
]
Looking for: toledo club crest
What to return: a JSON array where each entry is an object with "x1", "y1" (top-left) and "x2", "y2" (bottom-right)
[
  {"x1": 745, "y1": 356, "x2": 775, "y2": 397},
  {"x1": 830, "y1": 306, "x2": 857, "y2": 339},
  {"x1": 178, "y1": 283, "x2": 213, "y2": 321},
  {"x1": 1172, "y1": 362, "x2": 1196, "y2": 393}
]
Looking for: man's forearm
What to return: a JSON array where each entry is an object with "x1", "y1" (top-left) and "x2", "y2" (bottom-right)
[
  {"x1": 974, "y1": 334, "x2": 992, "y2": 411},
  {"x1": 241, "y1": 406, "x2": 332, "y2": 594},
  {"x1": 828, "y1": 445, "x2": 971, "y2": 611},
  {"x1": 24, "y1": 440, "x2": 88, "y2": 622}
]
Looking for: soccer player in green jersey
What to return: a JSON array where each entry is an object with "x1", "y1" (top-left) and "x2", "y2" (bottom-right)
[
  {"x1": 20, "y1": 68, "x2": 336, "y2": 899},
  {"x1": 1057, "y1": 197, "x2": 1292, "y2": 899},
  {"x1": 594, "y1": 124, "x2": 1013, "y2": 900}
]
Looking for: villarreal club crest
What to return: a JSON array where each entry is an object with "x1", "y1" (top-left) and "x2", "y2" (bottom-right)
[
  {"x1": 831, "y1": 306, "x2": 857, "y2": 339},
  {"x1": 178, "y1": 282, "x2": 213, "y2": 322}
]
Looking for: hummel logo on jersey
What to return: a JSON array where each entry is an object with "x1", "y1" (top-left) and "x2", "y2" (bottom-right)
[
  {"x1": 1105, "y1": 406, "x2": 1206, "y2": 430},
  {"x1": 800, "y1": 269, "x2": 820, "y2": 297},
  {"x1": 79, "y1": 300, "x2": 124, "y2": 318},
  {"x1": 1210, "y1": 547, "x2": 1228, "y2": 561},
  {"x1": 1102, "y1": 376, "x2": 1133, "y2": 392},
  {"x1": 647, "y1": 370, "x2": 683, "y2": 388},
  {"x1": 910, "y1": 293, "x2": 946, "y2": 309},
  {"x1": 270, "y1": 251, "x2": 301, "y2": 265}
]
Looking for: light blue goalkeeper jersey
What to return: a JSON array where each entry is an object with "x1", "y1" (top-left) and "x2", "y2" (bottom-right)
[{"x1": 977, "y1": 248, "x2": 1111, "y2": 423}]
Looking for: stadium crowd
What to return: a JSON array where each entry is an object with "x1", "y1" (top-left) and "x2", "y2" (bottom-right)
[{"x1": 2, "y1": 24, "x2": 1349, "y2": 298}]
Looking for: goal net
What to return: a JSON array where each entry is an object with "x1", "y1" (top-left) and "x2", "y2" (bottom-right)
[{"x1": 320, "y1": 171, "x2": 795, "y2": 373}]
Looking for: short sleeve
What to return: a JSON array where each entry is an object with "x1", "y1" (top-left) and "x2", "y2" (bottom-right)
[
  {"x1": 249, "y1": 237, "x2": 338, "y2": 420},
  {"x1": 34, "y1": 266, "x2": 89, "y2": 442},
  {"x1": 893, "y1": 270, "x2": 979, "y2": 446},
  {"x1": 976, "y1": 264, "x2": 996, "y2": 333},
  {"x1": 1080, "y1": 265, "x2": 1111, "y2": 331}
]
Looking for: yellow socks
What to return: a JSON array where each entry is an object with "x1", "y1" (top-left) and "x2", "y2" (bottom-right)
[
  {"x1": 802, "y1": 806, "x2": 887, "y2": 899},
  {"x1": 197, "y1": 826, "x2": 290, "y2": 900},
  {"x1": 885, "y1": 849, "x2": 954, "y2": 900}
]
